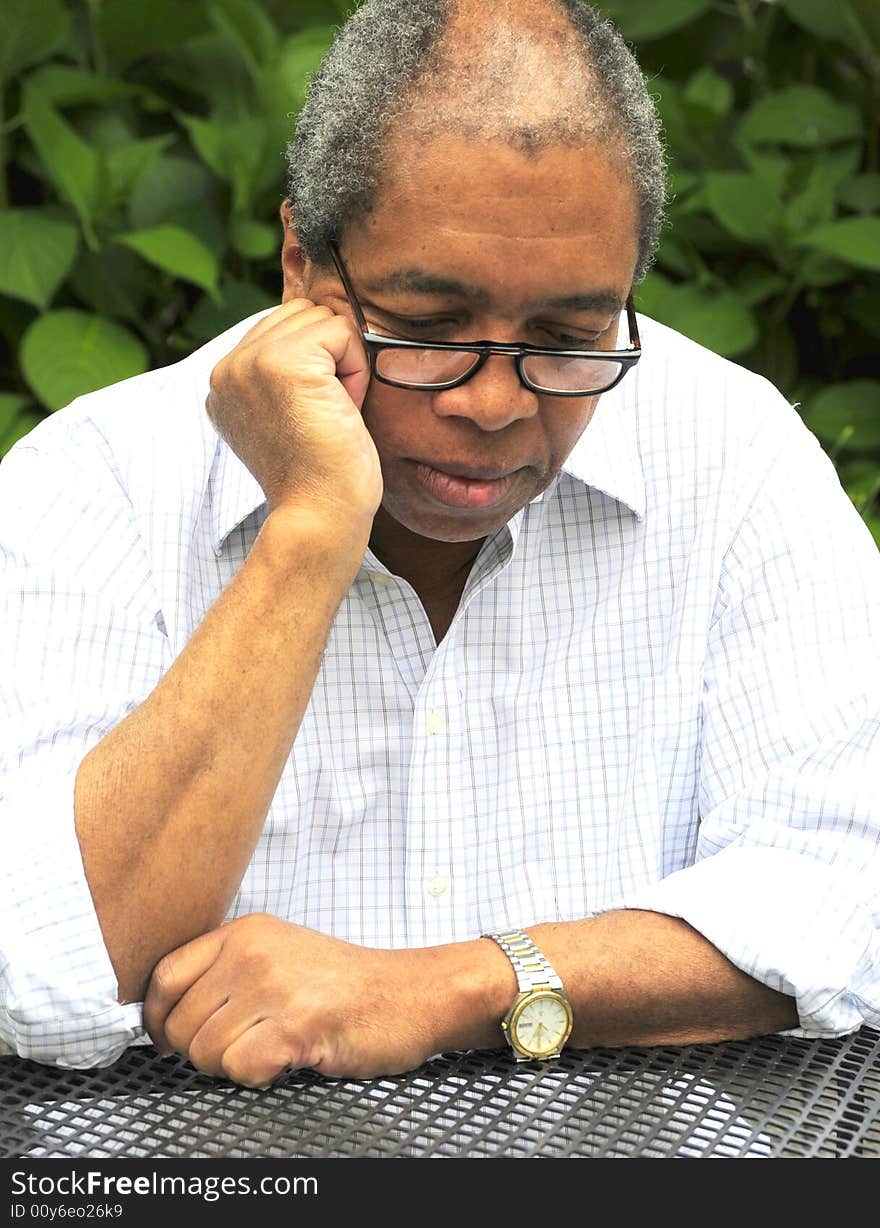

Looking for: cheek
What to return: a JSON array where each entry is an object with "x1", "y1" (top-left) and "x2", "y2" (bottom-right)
[
  {"x1": 544, "y1": 395, "x2": 599, "y2": 460},
  {"x1": 360, "y1": 384, "x2": 416, "y2": 451}
]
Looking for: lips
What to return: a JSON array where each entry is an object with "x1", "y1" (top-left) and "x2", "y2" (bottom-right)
[
  {"x1": 412, "y1": 460, "x2": 519, "y2": 509},
  {"x1": 423, "y1": 460, "x2": 516, "y2": 481}
]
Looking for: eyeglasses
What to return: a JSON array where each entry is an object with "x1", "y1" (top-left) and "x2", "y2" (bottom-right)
[{"x1": 327, "y1": 241, "x2": 641, "y2": 398}]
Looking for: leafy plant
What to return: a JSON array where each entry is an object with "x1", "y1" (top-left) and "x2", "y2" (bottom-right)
[{"x1": 1, "y1": 0, "x2": 878, "y2": 543}]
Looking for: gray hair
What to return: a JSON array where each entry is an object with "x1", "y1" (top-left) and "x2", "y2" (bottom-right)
[{"x1": 285, "y1": 0, "x2": 666, "y2": 283}]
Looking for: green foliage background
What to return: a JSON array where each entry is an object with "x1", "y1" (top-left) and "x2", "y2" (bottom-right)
[{"x1": 1, "y1": 0, "x2": 878, "y2": 542}]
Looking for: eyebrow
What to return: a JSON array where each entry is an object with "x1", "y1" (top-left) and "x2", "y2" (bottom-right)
[{"x1": 363, "y1": 268, "x2": 624, "y2": 315}]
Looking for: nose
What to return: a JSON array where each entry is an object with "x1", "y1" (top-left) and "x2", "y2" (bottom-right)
[{"x1": 431, "y1": 352, "x2": 540, "y2": 432}]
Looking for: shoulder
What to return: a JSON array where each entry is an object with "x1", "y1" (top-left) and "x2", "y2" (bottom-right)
[
  {"x1": 627, "y1": 313, "x2": 819, "y2": 485},
  {"x1": 0, "y1": 311, "x2": 273, "y2": 527}
]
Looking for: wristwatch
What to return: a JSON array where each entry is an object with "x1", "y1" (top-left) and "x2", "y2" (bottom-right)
[{"x1": 484, "y1": 928, "x2": 573, "y2": 1061}]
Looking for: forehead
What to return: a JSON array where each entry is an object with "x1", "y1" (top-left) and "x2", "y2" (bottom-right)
[{"x1": 344, "y1": 134, "x2": 640, "y2": 308}]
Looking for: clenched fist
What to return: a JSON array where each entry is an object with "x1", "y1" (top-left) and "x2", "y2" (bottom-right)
[
  {"x1": 206, "y1": 299, "x2": 383, "y2": 529},
  {"x1": 143, "y1": 914, "x2": 466, "y2": 1085}
]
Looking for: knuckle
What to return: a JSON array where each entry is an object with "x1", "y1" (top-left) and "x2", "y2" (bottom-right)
[
  {"x1": 220, "y1": 1050, "x2": 274, "y2": 1089},
  {"x1": 207, "y1": 356, "x2": 232, "y2": 395},
  {"x1": 187, "y1": 1033, "x2": 220, "y2": 1075},
  {"x1": 149, "y1": 953, "x2": 179, "y2": 998},
  {"x1": 162, "y1": 1011, "x2": 188, "y2": 1052}
]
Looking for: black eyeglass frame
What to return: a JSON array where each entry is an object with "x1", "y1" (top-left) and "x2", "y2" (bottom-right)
[{"x1": 327, "y1": 241, "x2": 641, "y2": 398}]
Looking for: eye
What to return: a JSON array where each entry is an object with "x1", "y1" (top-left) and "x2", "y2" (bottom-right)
[
  {"x1": 371, "y1": 312, "x2": 453, "y2": 337},
  {"x1": 539, "y1": 329, "x2": 601, "y2": 350}
]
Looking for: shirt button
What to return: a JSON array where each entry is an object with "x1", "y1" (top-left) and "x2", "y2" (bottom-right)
[
  {"x1": 371, "y1": 571, "x2": 393, "y2": 587},
  {"x1": 426, "y1": 711, "x2": 445, "y2": 735},
  {"x1": 425, "y1": 876, "x2": 449, "y2": 897}
]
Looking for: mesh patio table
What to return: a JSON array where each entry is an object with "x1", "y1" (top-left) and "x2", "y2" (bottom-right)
[{"x1": 2, "y1": 1027, "x2": 878, "y2": 1159}]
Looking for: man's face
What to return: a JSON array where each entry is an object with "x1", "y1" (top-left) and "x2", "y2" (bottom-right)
[{"x1": 290, "y1": 134, "x2": 639, "y2": 546}]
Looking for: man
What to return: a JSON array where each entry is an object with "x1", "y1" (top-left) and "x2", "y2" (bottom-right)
[{"x1": 1, "y1": 0, "x2": 878, "y2": 1086}]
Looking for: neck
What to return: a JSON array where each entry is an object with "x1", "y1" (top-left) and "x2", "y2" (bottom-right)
[{"x1": 369, "y1": 507, "x2": 485, "y2": 602}]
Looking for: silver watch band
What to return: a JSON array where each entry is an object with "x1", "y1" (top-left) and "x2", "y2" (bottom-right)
[{"x1": 484, "y1": 928, "x2": 565, "y2": 994}]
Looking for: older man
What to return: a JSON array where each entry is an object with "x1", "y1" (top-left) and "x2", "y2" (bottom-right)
[{"x1": 1, "y1": 0, "x2": 878, "y2": 1085}]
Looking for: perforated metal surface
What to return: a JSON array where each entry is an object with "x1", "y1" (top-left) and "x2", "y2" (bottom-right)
[{"x1": 2, "y1": 1030, "x2": 878, "y2": 1159}]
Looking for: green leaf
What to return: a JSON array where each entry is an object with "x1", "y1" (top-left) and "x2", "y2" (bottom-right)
[
  {"x1": 114, "y1": 225, "x2": 220, "y2": 297},
  {"x1": 596, "y1": 0, "x2": 713, "y2": 40},
  {"x1": 184, "y1": 277, "x2": 277, "y2": 344},
  {"x1": 0, "y1": 209, "x2": 79, "y2": 309},
  {"x1": 259, "y1": 26, "x2": 338, "y2": 116},
  {"x1": 838, "y1": 173, "x2": 880, "y2": 215},
  {"x1": 635, "y1": 277, "x2": 758, "y2": 358},
  {"x1": 737, "y1": 145, "x2": 791, "y2": 197},
  {"x1": 800, "y1": 381, "x2": 880, "y2": 452},
  {"x1": 782, "y1": 151, "x2": 860, "y2": 236},
  {"x1": 846, "y1": 286, "x2": 880, "y2": 338},
  {"x1": 797, "y1": 252, "x2": 852, "y2": 287},
  {"x1": 105, "y1": 136, "x2": 174, "y2": 204},
  {"x1": 208, "y1": 0, "x2": 279, "y2": 78},
  {"x1": 180, "y1": 114, "x2": 288, "y2": 213},
  {"x1": 0, "y1": 408, "x2": 43, "y2": 454},
  {"x1": 0, "y1": 0, "x2": 68, "y2": 79},
  {"x1": 20, "y1": 311, "x2": 149, "y2": 411},
  {"x1": 781, "y1": 0, "x2": 879, "y2": 54},
  {"x1": 96, "y1": 0, "x2": 213, "y2": 71},
  {"x1": 683, "y1": 68, "x2": 733, "y2": 120},
  {"x1": 739, "y1": 86, "x2": 862, "y2": 148},
  {"x1": 22, "y1": 64, "x2": 148, "y2": 107},
  {"x1": 231, "y1": 218, "x2": 278, "y2": 260},
  {"x1": 744, "y1": 325, "x2": 799, "y2": 397},
  {"x1": 799, "y1": 218, "x2": 880, "y2": 271},
  {"x1": 128, "y1": 154, "x2": 227, "y2": 254},
  {"x1": 733, "y1": 264, "x2": 788, "y2": 308},
  {"x1": 839, "y1": 459, "x2": 880, "y2": 511},
  {"x1": 69, "y1": 246, "x2": 149, "y2": 325},
  {"x1": 0, "y1": 392, "x2": 32, "y2": 437},
  {"x1": 704, "y1": 172, "x2": 784, "y2": 243},
  {"x1": 21, "y1": 88, "x2": 101, "y2": 244}
]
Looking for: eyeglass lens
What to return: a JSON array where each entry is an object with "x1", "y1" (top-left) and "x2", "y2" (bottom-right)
[{"x1": 374, "y1": 347, "x2": 623, "y2": 393}]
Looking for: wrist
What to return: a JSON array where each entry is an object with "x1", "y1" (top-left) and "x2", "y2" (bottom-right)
[
  {"x1": 417, "y1": 938, "x2": 519, "y2": 1057},
  {"x1": 259, "y1": 500, "x2": 372, "y2": 569}
]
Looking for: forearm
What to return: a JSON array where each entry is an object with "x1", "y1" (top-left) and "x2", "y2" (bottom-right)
[
  {"x1": 74, "y1": 504, "x2": 370, "y2": 1004},
  {"x1": 431, "y1": 909, "x2": 799, "y2": 1056}
]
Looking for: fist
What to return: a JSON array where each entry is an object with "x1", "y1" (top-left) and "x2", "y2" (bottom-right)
[{"x1": 206, "y1": 300, "x2": 383, "y2": 525}]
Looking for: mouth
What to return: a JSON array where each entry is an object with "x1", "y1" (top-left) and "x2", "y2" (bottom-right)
[{"x1": 411, "y1": 460, "x2": 520, "y2": 509}]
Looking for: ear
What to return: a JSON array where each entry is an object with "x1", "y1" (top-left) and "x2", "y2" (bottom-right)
[{"x1": 279, "y1": 200, "x2": 310, "y2": 301}]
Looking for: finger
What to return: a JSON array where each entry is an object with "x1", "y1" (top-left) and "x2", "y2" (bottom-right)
[
  {"x1": 231, "y1": 298, "x2": 326, "y2": 348},
  {"x1": 161, "y1": 976, "x2": 234, "y2": 1065},
  {"x1": 184, "y1": 995, "x2": 269, "y2": 1077},
  {"x1": 143, "y1": 929, "x2": 225, "y2": 1053},
  {"x1": 219, "y1": 1017, "x2": 307, "y2": 1089}
]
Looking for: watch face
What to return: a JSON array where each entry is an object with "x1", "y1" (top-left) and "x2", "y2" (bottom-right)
[{"x1": 512, "y1": 993, "x2": 572, "y2": 1057}]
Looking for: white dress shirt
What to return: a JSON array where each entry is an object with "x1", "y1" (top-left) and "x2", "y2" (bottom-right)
[{"x1": 1, "y1": 311, "x2": 878, "y2": 1068}]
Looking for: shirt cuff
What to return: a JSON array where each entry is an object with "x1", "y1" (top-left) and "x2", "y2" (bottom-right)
[
  {"x1": 0, "y1": 771, "x2": 147, "y2": 1067},
  {"x1": 619, "y1": 843, "x2": 880, "y2": 1037}
]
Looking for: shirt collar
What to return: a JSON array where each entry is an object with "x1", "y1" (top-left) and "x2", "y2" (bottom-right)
[
  {"x1": 558, "y1": 385, "x2": 646, "y2": 521},
  {"x1": 209, "y1": 372, "x2": 645, "y2": 556}
]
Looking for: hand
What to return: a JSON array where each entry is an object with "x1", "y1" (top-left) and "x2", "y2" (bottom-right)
[
  {"x1": 205, "y1": 300, "x2": 383, "y2": 525},
  {"x1": 143, "y1": 914, "x2": 442, "y2": 1086}
]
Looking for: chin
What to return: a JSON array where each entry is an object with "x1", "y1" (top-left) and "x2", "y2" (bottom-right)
[{"x1": 384, "y1": 499, "x2": 516, "y2": 544}]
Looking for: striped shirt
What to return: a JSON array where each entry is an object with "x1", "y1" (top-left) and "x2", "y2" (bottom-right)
[{"x1": 1, "y1": 311, "x2": 879, "y2": 1068}]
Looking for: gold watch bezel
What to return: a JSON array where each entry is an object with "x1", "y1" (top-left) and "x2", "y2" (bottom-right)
[{"x1": 503, "y1": 988, "x2": 574, "y2": 1060}]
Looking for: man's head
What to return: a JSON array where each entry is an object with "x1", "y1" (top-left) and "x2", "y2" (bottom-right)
[
  {"x1": 286, "y1": 0, "x2": 665, "y2": 283},
  {"x1": 280, "y1": 1, "x2": 664, "y2": 554}
]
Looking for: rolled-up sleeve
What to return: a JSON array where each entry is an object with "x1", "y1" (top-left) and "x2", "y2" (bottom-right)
[
  {"x1": 628, "y1": 403, "x2": 880, "y2": 1036},
  {"x1": 0, "y1": 429, "x2": 171, "y2": 1066}
]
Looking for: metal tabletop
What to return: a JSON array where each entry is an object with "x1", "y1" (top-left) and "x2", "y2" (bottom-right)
[{"x1": 2, "y1": 1028, "x2": 878, "y2": 1160}]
